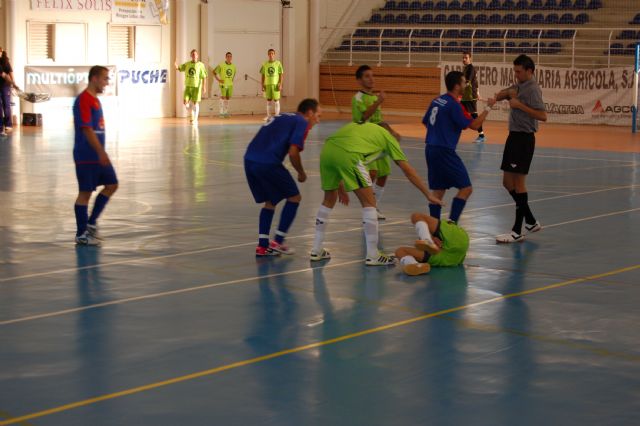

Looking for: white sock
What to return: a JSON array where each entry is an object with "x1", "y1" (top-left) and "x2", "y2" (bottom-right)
[
  {"x1": 274, "y1": 100, "x2": 280, "y2": 115},
  {"x1": 266, "y1": 101, "x2": 272, "y2": 116},
  {"x1": 362, "y1": 207, "x2": 379, "y2": 259},
  {"x1": 373, "y1": 183, "x2": 385, "y2": 206},
  {"x1": 219, "y1": 99, "x2": 225, "y2": 115},
  {"x1": 400, "y1": 255, "x2": 418, "y2": 266},
  {"x1": 224, "y1": 100, "x2": 230, "y2": 114},
  {"x1": 312, "y1": 205, "x2": 332, "y2": 253},
  {"x1": 194, "y1": 103, "x2": 200, "y2": 120},
  {"x1": 415, "y1": 221, "x2": 434, "y2": 243}
]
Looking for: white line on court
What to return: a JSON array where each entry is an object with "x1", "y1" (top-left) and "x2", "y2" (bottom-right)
[
  {"x1": 0, "y1": 184, "x2": 637, "y2": 284},
  {"x1": 1, "y1": 206, "x2": 638, "y2": 326}
]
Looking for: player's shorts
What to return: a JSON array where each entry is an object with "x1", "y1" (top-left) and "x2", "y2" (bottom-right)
[
  {"x1": 244, "y1": 159, "x2": 299, "y2": 204},
  {"x1": 75, "y1": 163, "x2": 118, "y2": 192},
  {"x1": 320, "y1": 143, "x2": 372, "y2": 192},
  {"x1": 425, "y1": 145, "x2": 472, "y2": 190},
  {"x1": 264, "y1": 84, "x2": 281, "y2": 101},
  {"x1": 366, "y1": 155, "x2": 391, "y2": 178},
  {"x1": 500, "y1": 131, "x2": 536, "y2": 175},
  {"x1": 220, "y1": 85, "x2": 233, "y2": 98},
  {"x1": 424, "y1": 220, "x2": 470, "y2": 267},
  {"x1": 461, "y1": 100, "x2": 478, "y2": 114},
  {"x1": 183, "y1": 86, "x2": 202, "y2": 103}
]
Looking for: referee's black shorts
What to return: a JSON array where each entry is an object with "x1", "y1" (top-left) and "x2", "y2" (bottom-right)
[{"x1": 500, "y1": 131, "x2": 536, "y2": 175}]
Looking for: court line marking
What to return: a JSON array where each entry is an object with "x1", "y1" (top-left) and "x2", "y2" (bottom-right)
[
  {"x1": 1, "y1": 263, "x2": 638, "y2": 426},
  {"x1": 1, "y1": 183, "x2": 637, "y2": 284},
  {"x1": 2, "y1": 206, "x2": 638, "y2": 326}
]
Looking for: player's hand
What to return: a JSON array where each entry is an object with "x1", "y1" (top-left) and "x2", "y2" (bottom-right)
[
  {"x1": 338, "y1": 191, "x2": 350, "y2": 206},
  {"x1": 174, "y1": 61, "x2": 179, "y2": 70},
  {"x1": 98, "y1": 152, "x2": 111, "y2": 166},
  {"x1": 509, "y1": 97, "x2": 523, "y2": 110},
  {"x1": 427, "y1": 193, "x2": 444, "y2": 206},
  {"x1": 297, "y1": 171, "x2": 307, "y2": 183},
  {"x1": 378, "y1": 91, "x2": 386, "y2": 102},
  {"x1": 433, "y1": 237, "x2": 443, "y2": 248},
  {"x1": 487, "y1": 97, "x2": 497, "y2": 108}
]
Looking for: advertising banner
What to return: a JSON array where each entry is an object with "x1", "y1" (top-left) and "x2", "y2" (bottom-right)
[
  {"x1": 112, "y1": 0, "x2": 169, "y2": 24},
  {"x1": 25, "y1": 66, "x2": 117, "y2": 97},
  {"x1": 440, "y1": 62, "x2": 636, "y2": 126},
  {"x1": 30, "y1": 0, "x2": 111, "y2": 12}
]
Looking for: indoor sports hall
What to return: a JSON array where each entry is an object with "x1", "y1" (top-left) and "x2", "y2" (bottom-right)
[{"x1": 1, "y1": 1, "x2": 639, "y2": 425}]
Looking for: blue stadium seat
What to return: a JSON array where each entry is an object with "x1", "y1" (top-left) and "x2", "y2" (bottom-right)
[
  {"x1": 365, "y1": 40, "x2": 379, "y2": 51},
  {"x1": 542, "y1": 29, "x2": 560, "y2": 38},
  {"x1": 515, "y1": 29, "x2": 530, "y2": 38},
  {"x1": 518, "y1": 41, "x2": 532, "y2": 53},
  {"x1": 559, "y1": 0, "x2": 572, "y2": 9},
  {"x1": 475, "y1": 29, "x2": 488, "y2": 38},
  {"x1": 382, "y1": 1, "x2": 396, "y2": 10},
  {"x1": 448, "y1": 14, "x2": 461, "y2": 24},
  {"x1": 474, "y1": 41, "x2": 488, "y2": 52},
  {"x1": 414, "y1": 29, "x2": 430, "y2": 37},
  {"x1": 354, "y1": 29, "x2": 367, "y2": 37},
  {"x1": 435, "y1": 0, "x2": 447, "y2": 10},
  {"x1": 461, "y1": 0, "x2": 474, "y2": 10},
  {"x1": 430, "y1": 41, "x2": 442, "y2": 52},
  {"x1": 487, "y1": 29, "x2": 503, "y2": 38},
  {"x1": 434, "y1": 13, "x2": 447, "y2": 23},
  {"x1": 618, "y1": 30, "x2": 637, "y2": 39},
  {"x1": 368, "y1": 29, "x2": 381, "y2": 37},
  {"x1": 626, "y1": 43, "x2": 638, "y2": 54},
  {"x1": 631, "y1": 13, "x2": 640, "y2": 25},
  {"x1": 369, "y1": 13, "x2": 382, "y2": 23},
  {"x1": 382, "y1": 29, "x2": 394, "y2": 38},
  {"x1": 587, "y1": 0, "x2": 602, "y2": 9},
  {"x1": 489, "y1": 14, "x2": 502, "y2": 24},
  {"x1": 445, "y1": 29, "x2": 460, "y2": 38},
  {"x1": 393, "y1": 41, "x2": 407, "y2": 51},
  {"x1": 418, "y1": 41, "x2": 430, "y2": 52},
  {"x1": 530, "y1": 0, "x2": 543, "y2": 8},
  {"x1": 608, "y1": 42, "x2": 623, "y2": 55},
  {"x1": 383, "y1": 13, "x2": 395, "y2": 23},
  {"x1": 395, "y1": 29, "x2": 411, "y2": 37},
  {"x1": 561, "y1": 29, "x2": 576, "y2": 38},
  {"x1": 475, "y1": 0, "x2": 488, "y2": 9},
  {"x1": 487, "y1": 0, "x2": 501, "y2": 10},
  {"x1": 353, "y1": 40, "x2": 366, "y2": 51},
  {"x1": 559, "y1": 13, "x2": 574, "y2": 24},
  {"x1": 396, "y1": 13, "x2": 409, "y2": 23},
  {"x1": 462, "y1": 14, "x2": 475, "y2": 24},
  {"x1": 503, "y1": 13, "x2": 516, "y2": 24},
  {"x1": 445, "y1": 41, "x2": 459, "y2": 52},
  {"x1": 410, "y1": 1, "x2": 423, "y2": 9},
  {"x1": 381, "y1": 40, "x2": 393, "y2": 51},
  {"x1": 572, "y1": 0, "x2": 586, "y2": 8},
  {"x1": 460, "y1": 29, "x2": 473, "y2": 38},
  {"x1": 545, "y1": 13, "x2": 559, "y2": 24},
  {"x1": 575, "y1": 13, "x2": 589, "y2": 24},
  {"x1": 502, "y1": 0, "x2": 516, "y2": 10},
  {"x1": 475, "y1": 14, "x2": 488, "y2": 24},
  {"x1": 543, "y1": 0, "x2": 557, "y2": 9},
  {"x1": 506, "y1": 41, "x2": 516, "y2": 51},
  {"x1": 489, "y1": 41, "x2": 502, "y2": 52},
  {"x1": 515, "y1": 0, "x2": 529, "y2": 9},
  {"x1": 548, "y1": 41, "x2": 561, "y2": 53},
  {"x1": 421, "y1": 13, "x2": 434, "y2": 23},
  {"x1": 460, "y1": 41, "x2": 472, "y2": 51},
  {"x1": 433, "y1": 29, "x2": 444, "y2": 38},
  {"x1": 336, "y1": 40, "x2": 349, "y2": 51},
  {"x1": 516, "y1": 13, "x2": 530, "y2": 24},
  {"x1": 397, "y1": 1, "x2": 410, "y2": 10},
  {"x1": 531, "y1": 13, "x2": 544, "y2": 24},
  {"x1": 408, "y1": 13, "x2": 421, "y2": 23},
  {"x1": 423, "y1": 1, "x2": 435, "y2": 10},
  {"x1": 449, "y1": 0, "x2": 462, "y2": 9}
]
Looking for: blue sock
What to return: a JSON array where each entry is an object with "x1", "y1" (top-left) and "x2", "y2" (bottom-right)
[
  {"x1": 275, "y1": 201, "x2": 299, "y2": 244},
  {"x1": 429, "y1": 203, "x2": 442, "y2": 220},
  {"x1": 88, "y1": 193, "x2": 110, "y2": 225},
  {"x1": 259, "y1": 208, "x2": 275, "y2": 248},
  {"x1": 75, "y1": 204, "x2": 88, "y2": 237},
  {"x1": 449, "y1": 197, "x2": 467, "y2": 223}
]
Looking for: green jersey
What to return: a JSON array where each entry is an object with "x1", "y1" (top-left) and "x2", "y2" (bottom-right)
[
  {"x1": 260, "y1": 60, "x2": 283, "y2": 85},
  {"x1": 325, "y1": 122, "x2": 407, "y2": 163},
  {"x1": 178, "y1": 61, "x2": 207, "y2": 88},
  {"x1": 214, "y1": 61, "x2": 237, "y2": 87},
  {"x1": 352, "y1": 91, "x2": 382, "y2": 124}
]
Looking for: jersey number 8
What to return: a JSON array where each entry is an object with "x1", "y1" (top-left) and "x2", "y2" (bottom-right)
[{"x1": 429, "y1": 107, "x2": 439, "y2": 126}]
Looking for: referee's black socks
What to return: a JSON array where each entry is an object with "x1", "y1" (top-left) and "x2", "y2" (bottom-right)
[{"x1": 512, "y1": 192, "x2": 536, "y2": 234}]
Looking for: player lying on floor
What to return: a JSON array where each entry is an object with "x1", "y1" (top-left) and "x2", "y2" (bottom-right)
[{"x1": 395, "y1": 212, "x2": 470, "y2": 276}]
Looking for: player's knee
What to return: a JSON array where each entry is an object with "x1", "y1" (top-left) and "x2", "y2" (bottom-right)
[
  {"x1": 395, "y1": 247, "x2": 409, "y2": 259},
  {"x1": 410, "y1": 212, "x2": 424, "y2": 224},
  {"x1": 460, "y1": 186, "x2": 473, "y2": 197},
  {"x1": 288, "y1": 194, "x2": 301, "y2": 203}
]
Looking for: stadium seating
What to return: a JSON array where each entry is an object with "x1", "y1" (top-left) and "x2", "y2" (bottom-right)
[{"x1": 377, "y1": 0, "x2": 601, "y2": 11}]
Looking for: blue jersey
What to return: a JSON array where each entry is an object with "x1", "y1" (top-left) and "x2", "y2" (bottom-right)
[
  {"x1": 73, "y1": 90, "x2": 105, "y2": 163},
  {"x1": 423, "y1": 93, "x2": 473, "y2": 150},
  {"x1": 244, "y1": 113, "x2": 309, "y2": 164}
]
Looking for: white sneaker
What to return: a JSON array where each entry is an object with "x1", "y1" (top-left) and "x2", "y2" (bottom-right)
[
  {"x1": 310, "y1": 248, "x2": 331, "y2": 261},
  {"x1": 365, "y1": 252, "x2": 396, "y2": 266},
  {"x1": 376, "y1": 209, "x2": 386, "y2": 220},
  {"x1": 75, "y1": 231, "x2": 101, "y2": 246},
  {"x1": 524, "y1": 221, "x2": 542, "y2": 234},
  {"x1": 403, "y1": 262, "x2": 431, "y2": 276},
  {"x1": 496, "y1": 232, "x2": 525, "y2": 244},
  {"x1": 0, "y1": 130, "x2": 6, "y2": 137},
  {"x1": 473, "y1": 135, "x2": 486, "y2": 143},
  {"x1": 87, "y1": 224, "x2": 103, "y2": 240}
]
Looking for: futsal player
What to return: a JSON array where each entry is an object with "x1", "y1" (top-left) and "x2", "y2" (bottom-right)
[
  {"x1": 213, "y1": 52, "x2": 237, "y2": 118},
  {"x1": 310, "y1": 122, "x2": 443, "y2": 266},
  {"x1": 395, "y1": 212, "x2": 469, "y2": 276},
  {"x1": 244, "y1": 99, "x2": 321, "y2": 256},
  {"x1": 260, "y1": 49, "x2": 284, "y2": 120},
  {"x1": 73, "y1": 66, "x2": 117, "y2": 246},
  {"x1": 461, "y1": 52, "x2": 486, "y2": 143},
  {"x1": 352, "y1": 64, "x2": 401, "y2": 220},
  {"x1": 175, "y1": 49, "x2": 208, "y2": 124},
  {"x1": 490, "y1": 54, "x2": 546, "y2": 243},
  {"x1": 423, "y1": 70, "x2": 495, "y2": 223}
]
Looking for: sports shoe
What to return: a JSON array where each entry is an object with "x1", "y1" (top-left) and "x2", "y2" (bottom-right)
[
  {"x1": 5, "y1": 127, "x2": 12, "y2": 133},
  {"x1": 376, "y1": 209, "x2": 386, "y2": 220},
  {"x1": 310, "y1": 248, "x2": 331, "y2": 261},
  {"x1": 75, "y1": 231, "x2": 101, "y2": 246},
  {"x1": 524, "y1": 221, "x2": 543, "y2": 234},
  {"x1": 270, "y1": 240, "x2": 295, "y2": 255},
  {"x1": 403, "y1": 262, "x2": 431, "y2": 276},
  {"x1": 0, "y1": 130, "x2": 6, "y2": 137},
  {"x1": 365, "y1": 252, "x2": 396, "y2": 266},
  {"x1": 473, "y1": 135, "x2": 485, "y2": 143},
  {"x1": 86, "y1": 224, "x2": 103, "y2": 240},
  {"x1": 496, "y1": 232, "x2": 525, "y2": 244},
  {"x1": 263, "y1": 116, "x2": 271, "y2": 122},
  {"x1": 256, "y1": 246, "x2": 280, "y2": 256},
  {"x1": 414, "y1": 239, "x2": 439, "y2": 255}
]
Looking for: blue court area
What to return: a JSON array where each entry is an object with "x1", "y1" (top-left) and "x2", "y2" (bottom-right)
[{"x1": 1, "y1": 119, "x2": 639, "y2": 425}]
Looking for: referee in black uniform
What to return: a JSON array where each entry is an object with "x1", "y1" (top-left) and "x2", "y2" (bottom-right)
[
  {"x1": 461, "y1": 52, "x2": 485, "y2": 143},
  {"x1": 491, "y1": 55, "x2": 547, "y2": 243}
]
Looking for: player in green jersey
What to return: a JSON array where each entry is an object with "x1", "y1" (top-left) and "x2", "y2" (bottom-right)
[
  {"x1": 260, "y1": 48, "x2": 284, "y2": 120},
  {"x1": 175, "y1": 49, "x2": 208, "y2": 124},
  {"x1": 213, "y1": 52, "x2": 237, "y2": 118},
  {"x1": 394, "y1": 213, "x2": 470, "y2": 276},
  {"x1": 310, "y1": 122, "x2": 443, "y2": 266},
  {"x1": 352, "y1": 65, "x2": 401, "y2": 221}
]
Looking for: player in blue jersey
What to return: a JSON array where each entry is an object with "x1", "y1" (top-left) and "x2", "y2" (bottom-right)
[
  {"x1": 423, "y1": 71, "x2": 495, "y2": 223},
  {"x1": 244, "y1": 98, "x2": 322, "y2": 256},
  {"x1": 73, "y1": 66, "x2": 117, "y2": 246}
]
